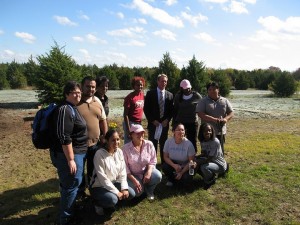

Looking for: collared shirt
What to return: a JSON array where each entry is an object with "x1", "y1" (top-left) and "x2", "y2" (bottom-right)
[{"x1": 122, "y1": 139, "x2": 157, "y2": 179}]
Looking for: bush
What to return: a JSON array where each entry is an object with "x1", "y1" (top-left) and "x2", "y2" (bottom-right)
[{"x1": 271, "y1": 72, "x2": 297, "y2": 97}]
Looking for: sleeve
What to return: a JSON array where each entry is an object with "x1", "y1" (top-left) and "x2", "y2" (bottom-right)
[
  {"x1": 144, "y1": 90, "x2": 154, "y2": 122},
  {"x1": 93, "y1": 150, "x2": 120, "y2": 195},
  {"x1": 195, "y1": 98, "x2": 205, "y2": 113},
  {"x1": 121, "y1": 144, "x2": 132, "y2": 175},
  {"x1": 56, "y1": 105, "x2": 74, "y2": 145},
  {"x1": 116, "y1": 149, "x2": 129, "y2": 191},
  {"x1": 163, "y1": 138, "x2": 170, "y2": 153},
  {"x1": 187, "y1": 140, "x2": 196, "y2": 157},
  {"x1": 226, "y1": 99, "x2": 234, "y2": 114},
  {"x1": 123, "y1": 94, "x2": 131, "y2": 109},
  {"x1": 166, "y1": 92, "x2": 174, "y2": 121},
  {"x1": 173, "y1": 94, "x2": 179, "y2": 122},
  {"x1": 94, "y1": 96, "x2": 107, "y2": 120},
  {"x1": 208, "y1": 139, "x2": 221, "y2": 157}
]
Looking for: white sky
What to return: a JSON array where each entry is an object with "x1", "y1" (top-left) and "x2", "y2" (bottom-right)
[{"x1": 1, "y1": 0, "x2": 300, "y2": 72}]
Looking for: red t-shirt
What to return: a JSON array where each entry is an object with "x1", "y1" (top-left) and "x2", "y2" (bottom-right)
[{"x1": 123, "y1": 91, "x2": 144, "y2": 123}]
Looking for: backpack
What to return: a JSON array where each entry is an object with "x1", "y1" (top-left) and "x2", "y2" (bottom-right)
[{"x1": 32, "y1": 103, "x2": 75, "y2": 149}]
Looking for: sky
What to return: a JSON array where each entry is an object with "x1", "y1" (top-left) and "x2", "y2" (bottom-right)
[{"x1": 1, "y1": 0, "x2": 300, "y2": 72}]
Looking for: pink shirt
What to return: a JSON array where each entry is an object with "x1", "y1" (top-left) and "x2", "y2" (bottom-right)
[{"x1": 122, "y1": 139, "x2": 157, "y2": 179}]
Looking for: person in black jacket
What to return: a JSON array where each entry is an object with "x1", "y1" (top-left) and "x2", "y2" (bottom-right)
[
  {"x1": 50, "y1": 81, "x2": 88, "y2": 225},
  {"x1": 144, "y1": 74, "x2": 173, "y2": 164}
]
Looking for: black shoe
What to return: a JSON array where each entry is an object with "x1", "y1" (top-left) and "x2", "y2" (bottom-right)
[{"x1": 218, "y1": 163, "x2": 229, "y2": 178}]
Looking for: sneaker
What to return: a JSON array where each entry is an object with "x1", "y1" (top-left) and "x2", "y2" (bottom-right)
[
  {"x1": 95, "y1": 205, "x2": 104, "y2": 216},
  {"x1": 147, "y1": 194, "x2": 155, "y2": 201},
  {"x1": 166, "y1": 181, "x2": 173, "y2": 187}
]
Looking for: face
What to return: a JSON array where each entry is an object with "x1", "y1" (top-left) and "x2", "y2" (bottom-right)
[
  {"x1": 157, "y1": 76, "x2": 168, "y2": 90},
  {"x1": 131, "y1": 131, "x2": 144, "y2": 143},
  {"x1": 203, "y1": 125, "x2": 212, "y2": 141},
  {"x1": 107, "y1": 132, "x2": 120, "y2": 150},
  {"x1": 82, "y1": 80, "x2": 96, "y2": 97},
  {"x1": 97, "y1": 81, "x2": 109, "y2": 96},
  {"x1": 207, "y1": 86, "x2": 219, "y2": 100},
  {"x1": 174, "y1": 124, "x2": 185, "y2": 140},
  {"x1": 182, "y1": 88, "x2": 191, "y2": 95},
  {"x1": 66, "y1": 87, "x2": 81, "y2": 105},
  {"x1": 134, "y1": 80, "x2": 144, "y2": 92}
]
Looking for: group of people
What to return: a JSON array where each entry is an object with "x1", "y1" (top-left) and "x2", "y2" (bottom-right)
[{"x1": 49, "y1": 74, "x2": 233, "y2": 225}]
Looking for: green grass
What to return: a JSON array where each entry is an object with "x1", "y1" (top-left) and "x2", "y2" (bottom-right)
[{"x1": 1, "y1": 111, "x2": 300, "y2": 224}]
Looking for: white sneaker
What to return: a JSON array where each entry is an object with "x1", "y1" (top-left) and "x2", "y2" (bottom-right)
[
  {"x1": 147, "y1": 194, "x2": 155, "y2": 201},
  {"x1": 95, "y1": 205, "x2": 104, "y2": 216},
  {"x1": 166, "y1": 181, "x2": 173, "y2": 187}
]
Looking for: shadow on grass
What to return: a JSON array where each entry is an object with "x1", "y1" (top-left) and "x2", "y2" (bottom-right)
[
  {"x1": 0, "y1": 102, "x2": 39, "y2": 109},
  {"x1": 0, "y1": 178, "x2": 114, "y2": 225}
]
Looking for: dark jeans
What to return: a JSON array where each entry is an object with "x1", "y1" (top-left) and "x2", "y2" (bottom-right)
[
  {"x1": 162, "y1": 162, "x2": 193, "y2": 184},
  {"x1": 148, "y1": 123, "x2": 169, "y2": 164},
  {"x1": 182, "y1": 122, "x2": 198, "y2": 153}
]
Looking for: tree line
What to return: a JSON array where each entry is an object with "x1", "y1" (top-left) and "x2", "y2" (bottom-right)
[{"x1": 0, "y1": 42, "x2": 299, "y2": 104}]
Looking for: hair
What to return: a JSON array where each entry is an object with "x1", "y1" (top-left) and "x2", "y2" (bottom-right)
[
  {"x1": 104, "y1": 129, "x2": 118, "y2": 141},
  {"x1": 157, "y1": 73, "x2": 168, "y2": 81},
  {"x1": 206, "y1": 81, "x2": 219, "y2": 91},
  {"x1": 96, "y1": 76, "x2": 109, "y2": 88},
  {"x1": 172, "y1": 122, "x2": 185, "y2": 132},
  {"x1": 63, "y1": 81, "x2": 81, "y2": 99},
  {"x1": 198, "y1": 123, "x2": 215, "y2": 142},
  {"x1": 81, "y1": 76, "x2": 95, "y2": 86},
  {"x1": 131, "y1": 76, "x2": 146, "y2": 89}
]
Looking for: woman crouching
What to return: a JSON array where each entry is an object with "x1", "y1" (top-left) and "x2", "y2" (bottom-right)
[{"x1": 89, "y1": 129, "x2": 135, "y2": 216}]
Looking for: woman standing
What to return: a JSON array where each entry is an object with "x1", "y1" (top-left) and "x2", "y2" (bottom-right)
[
  {"x1": 50, "y1": 81, "x2": 88, "y2": 225},
  {"x1": 173, "y1": 79, "x2": 201, "y2": 152},
  {"x1": 122, "y1": 124, "x2": 162, "y2": 200},
  {"x1": 89, "y1": 129, "x2": 135, "y2": 216},
  {"x1": 162, "y1": 123, "x2": 196, "y2": 187},
  {"x1": 123, "y1": 77, "x2": 145, "y2": 144}
]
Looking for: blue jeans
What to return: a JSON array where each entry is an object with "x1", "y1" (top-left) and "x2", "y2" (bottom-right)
[
  {"x1": 50, "y1": 151, "x2": 86, "y2": 225},
  {"x1": 127, "y1": 168, "x2": 162, "y2": 197},
  {"x1": 200, "y1": 162, "x2": 224, "y2": 182},
  {"x1": 90, "y1": 182, "x2": 135, "y2": 208}
]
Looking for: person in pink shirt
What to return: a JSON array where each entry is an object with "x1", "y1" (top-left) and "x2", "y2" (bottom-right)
[{"x1": 122, "y1": 124, "x2": 162, "y2": 201}]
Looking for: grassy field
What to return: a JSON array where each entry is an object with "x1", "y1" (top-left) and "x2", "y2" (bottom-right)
[{"x1": 0, "y1": 106, "x2": 300, "y2": 225}]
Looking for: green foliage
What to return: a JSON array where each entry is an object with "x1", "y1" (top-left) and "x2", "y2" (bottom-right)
[
  {"x1": 180, "y1": 55, "x2": 209, "y2": 96},
  {"x1": 235, "y1": 71, "x2": 250, "y2": 90},
  {"x1": 35, "y1": 42, "x2": 81, "y2": 104},
  {"x1": 271, "y1": 71, "x2": 297, "y2": 97},
  {"x1": 24, "y1": 55, "x2": 39, "y2": 86},
  {"x1": 6, "y1": 60, "x2": 27, "y2": 88},
  {"x1": 116, "y1": 66, "x2": 133, "y2": 90},
  {"x1": 209, "y1": 69, "x2": 232, "y2": 97},
  {"x1": 96, "y1": 65, "x2": 119, "y2": 90},
  {"x1": 292, "y1": 67, "x2": 300, "y2": 81},
  {"x1": 0, "y1": 64, "x2": 10, "y2": 89},
  {"x1": 151, "y1": 52, "x2": 180, "y2": 93}
]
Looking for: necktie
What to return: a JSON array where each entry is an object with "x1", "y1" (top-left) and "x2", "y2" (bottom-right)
[{"x1": 159, "y1": 91, "x2": 164, "y2": 118}]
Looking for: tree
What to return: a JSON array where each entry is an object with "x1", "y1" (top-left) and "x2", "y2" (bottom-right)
[
  {"x1": 235, "y1": 71, "x2": 250, "y2": 90},
  {"x1": 210, "y1": 69, "x2": 231, "y2": 97},
  {"x1": 151, "y1": 52, "x2": 180, "y2": 93},
  {"x1": 292, "y1": 68, "x2": 300, "y2": 81},
  {"x1": 180, "y1": 55, "x2": 209, "y2": 96},
  {"x1": 116, "y1": 66, "x2": 133, "y2": 90},
  {"x1": 35, "y1": 42, "x2": 81, "y2": 104},
  {"x1": 271, "y1": 71, "x2": 297, "y2": 97},
  {"x1": 0, "y1": 64, "x2": 10, "y2": 89},
  {"x1": 24, "y1": 55, "x2": 39, "y2": 86},
  {"x1": 96, "y1": 65, "x2": 119, "y2": 90},
  {"x1": 6, "y1": 60, "x2": 27, "y2": 88}
]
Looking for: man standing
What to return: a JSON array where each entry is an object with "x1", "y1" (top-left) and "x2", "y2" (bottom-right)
[
  {"x1": 144, "y1": 74, "x2": 173, "y2": 164},
  {"x1": 196, "y1": 82, "x2": 234, "y2": 154},
  {"x1": 77, "y1": 76, "x2": 108, "y2": 188}
]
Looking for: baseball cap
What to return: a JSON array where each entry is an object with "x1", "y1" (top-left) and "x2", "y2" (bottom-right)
[
  {"x1": 129, "y1": 124, "x2": 145, "y2": 133},
  {"x1": 180, "y1": 79, "x2": 192, "y2": 89}
]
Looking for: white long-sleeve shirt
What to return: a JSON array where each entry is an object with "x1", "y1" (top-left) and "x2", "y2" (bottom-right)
[{"x1": 91, "y1": 147, "x2": 128, "y2": 195}]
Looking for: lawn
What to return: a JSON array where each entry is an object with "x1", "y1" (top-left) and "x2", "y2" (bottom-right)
[{"x1": 0, "y1": 106, "x2": 300, "y2": 225}]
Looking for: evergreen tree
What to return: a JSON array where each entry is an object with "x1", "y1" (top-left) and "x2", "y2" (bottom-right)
[
  {"x1": 36, "y1": 42, "x2": 81, "y2": 104},
  {"x1": 271, "y1": 71, "x2": 297, "y2": 97}
]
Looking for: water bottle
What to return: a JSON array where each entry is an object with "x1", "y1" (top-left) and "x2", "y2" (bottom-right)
[{"x1": 189, "y1": 160, "x2": 194, "y2": 175}]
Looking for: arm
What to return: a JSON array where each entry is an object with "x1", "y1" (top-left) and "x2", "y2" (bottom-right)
[
  {"x1": 62, "y1": 143, "x2": 76, "y2": 175},
  {"x1": 163, "y1": 152, "x2": 182, "y2": 173}
]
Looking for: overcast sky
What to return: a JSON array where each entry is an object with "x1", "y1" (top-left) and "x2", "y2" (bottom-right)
[{"x1": 1, "y1": 0, "x2": 300, "y2": 72}]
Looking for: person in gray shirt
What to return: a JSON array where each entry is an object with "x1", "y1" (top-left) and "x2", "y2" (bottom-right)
[{"x1": 196, "y1": 82, "x2": 233, "y2": 154}]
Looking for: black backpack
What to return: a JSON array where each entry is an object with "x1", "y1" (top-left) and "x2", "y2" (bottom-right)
[{"x1": 32, "y1": 103, "x2": 75, "y2": 149}]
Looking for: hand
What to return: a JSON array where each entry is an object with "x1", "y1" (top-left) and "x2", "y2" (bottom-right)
[
  {"x1": 152, "y1": 120, "x2": 160, "y2": 127},
  {"x1": 122, "y1": 190, "x2": 129, "y2": 199},
  {"x1": 134, "y1": 180, "x2": 143, "y2": 193},
  {"x1": 117, "y1": 192, "x2": 124, "y2": 200},
  {"x1": 175, "y1": 172, "x2": 183, "y2": 180},
  {"x1": 143, "y1": 171, "x2": 151, "y2": 184},
  {"x1": 174, "y1": 164, "x2": 182, "y2": 173},
  {"x1": 68, "y1": 160, "x2": 77, "y2": 175},
  {"x1": 162, "y1": 119, "x2": 168, "y2": 127}
]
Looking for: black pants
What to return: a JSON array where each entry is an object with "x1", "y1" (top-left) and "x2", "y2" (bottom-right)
[{"x1": 181, "y1": 122, "x2": 198, "y2": 153}]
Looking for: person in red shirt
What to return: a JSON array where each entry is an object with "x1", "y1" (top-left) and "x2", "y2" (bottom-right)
[{"x1": 123, "y1": 77, "x2": 146, "y2": 144}]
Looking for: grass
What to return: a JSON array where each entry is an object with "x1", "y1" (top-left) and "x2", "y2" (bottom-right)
[{"x1": 0, "y1": 108, "x2": 300, "y2": 224}]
